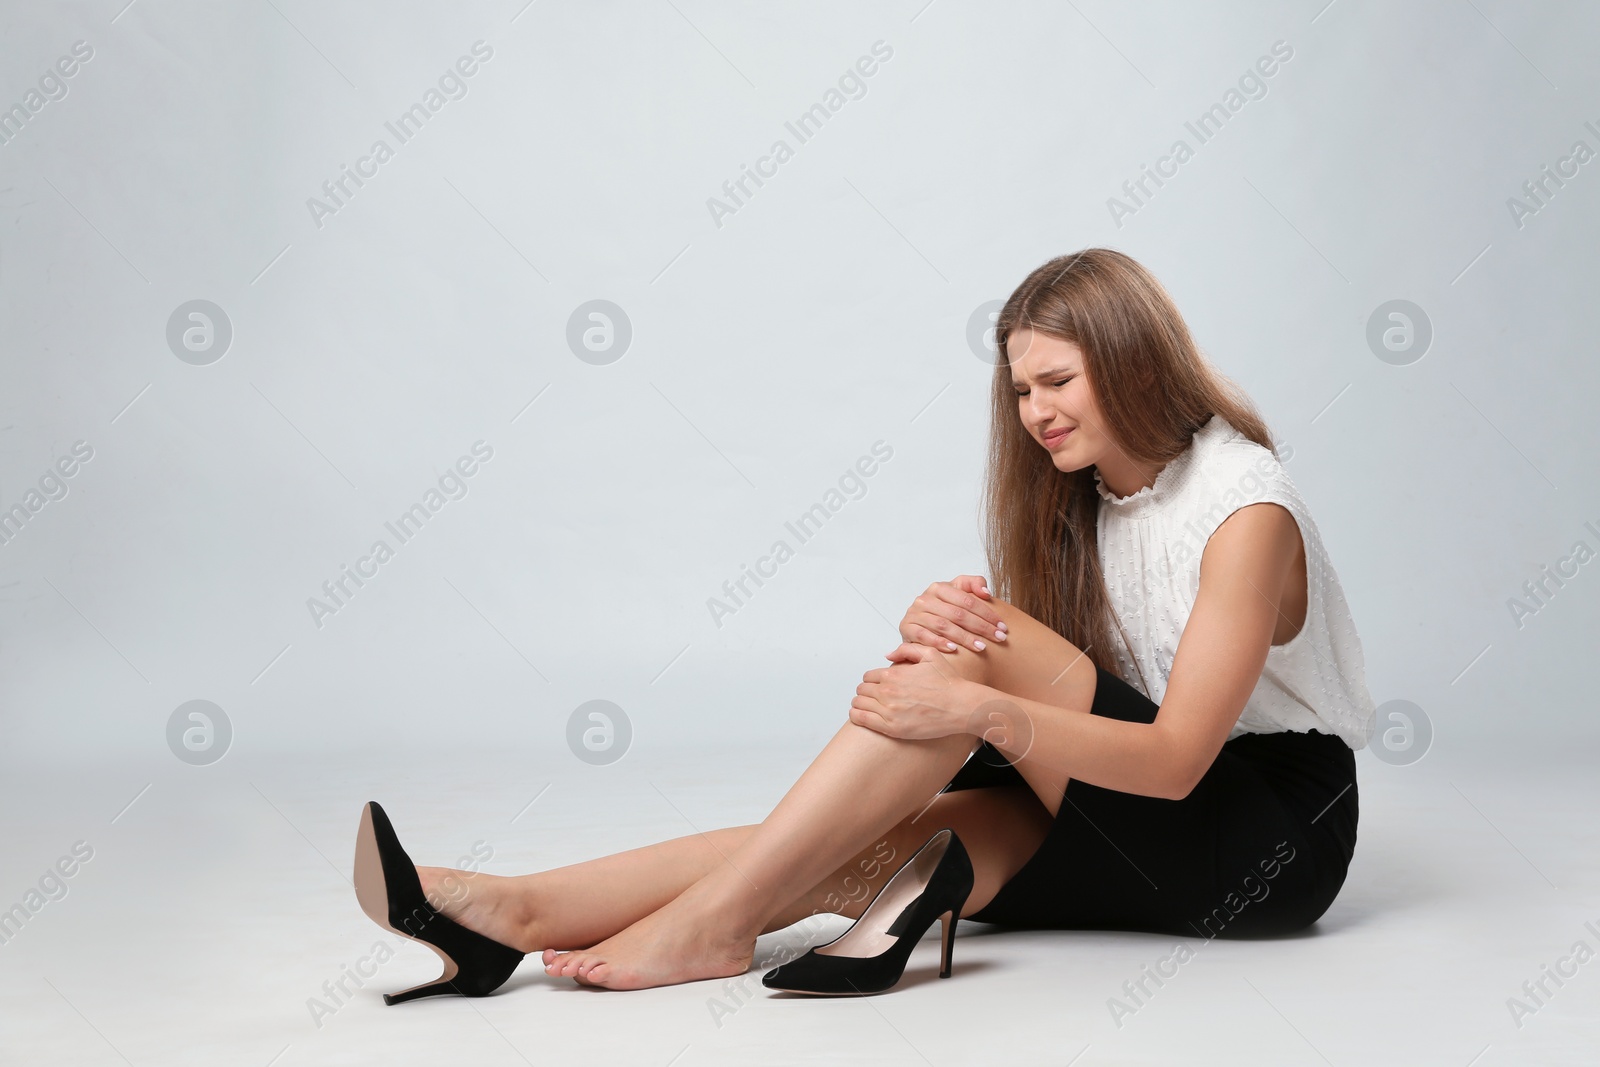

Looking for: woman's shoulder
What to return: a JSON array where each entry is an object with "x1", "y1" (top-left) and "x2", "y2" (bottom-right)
[{"x1": 1189, "y1": 415, "x2": 1304, "y2": 514}]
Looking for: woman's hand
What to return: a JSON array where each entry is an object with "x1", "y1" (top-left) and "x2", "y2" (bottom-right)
[
  {"x1": 891, "y1": 575, "x2": 1007, "y2": 659},
  {"x1": 851, "y1": 643, "x2": 984, "y2": 740}
]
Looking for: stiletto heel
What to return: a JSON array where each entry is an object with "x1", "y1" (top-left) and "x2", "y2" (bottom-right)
[
  {"x1": 761, "y1": 828, "x2": 974, "y2": 996},
  {"x1": 383, "y1": 978, "x2": 458, "y2": 1005},
  {"x1": 352, "y1": 801, "x2": 527, "y2": 1005},
  {"x1": 938, "y1": 909, "x2": 957, "y2": 979}
]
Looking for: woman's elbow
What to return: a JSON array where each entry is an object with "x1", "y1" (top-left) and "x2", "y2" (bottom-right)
[
  {"x1": 1159, "y1": 770, "x2": 1202, "y2": 802},
  {"x1": 1154, "y1": 737, "x2": 1214, "y2": 801}
]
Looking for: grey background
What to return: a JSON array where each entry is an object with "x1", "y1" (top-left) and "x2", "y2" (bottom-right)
[
  {"x1": 2, "y1": 1, "x2": 1596, "y2": 766},
  {"x1": 4, "y1": 2, "x2": 1600, "y2": 1065}
]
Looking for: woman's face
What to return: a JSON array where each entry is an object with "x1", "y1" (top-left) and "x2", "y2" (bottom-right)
[
  {"x1": 1007, "y1": 328, "x2": 1151, "y2": 493},
  {"x1": 1007, "y1": 328, "x2": 1107, "y2": 473}
]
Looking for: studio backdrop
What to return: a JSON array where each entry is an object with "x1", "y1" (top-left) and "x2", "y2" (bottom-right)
[
  {"x1": 1, "y1": 0, "x2": 1594, "y2": 843},
  {"x1": 5, "y1": 2, "x2": 1600, "y2": 1064}
]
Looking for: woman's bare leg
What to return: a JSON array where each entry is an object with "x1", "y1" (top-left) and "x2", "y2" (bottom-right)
[
  {"x1": 541, "y1": 598, "x2": 1101, "y2": 989},
  {"x1": 755, "y1": 783, "x2": 1052, "y2": 932},
  {"x1": 418, "y1": 783, "x2": 1051, "y2": 954},
  {"x1": 407, "y1": 597, "x2": 1097, "y2": 986},
  {"x1": 536, "y1": 720, "x2": 978, "y2": 987}
]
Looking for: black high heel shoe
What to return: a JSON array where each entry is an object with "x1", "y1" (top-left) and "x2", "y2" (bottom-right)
[
  {"x1": 352, "y1": 801, "x2": 526, "y2": 1005},
  {"x1": 761, "y1": 827, "x2": 974, "y2": 996}
]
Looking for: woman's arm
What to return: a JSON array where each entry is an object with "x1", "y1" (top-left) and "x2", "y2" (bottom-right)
[{"x1": 852, "y1": 502, "x2": 1306, "y2": 801}]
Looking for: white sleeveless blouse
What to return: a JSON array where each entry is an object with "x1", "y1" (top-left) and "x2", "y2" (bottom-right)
[{"x1": 1093, "y1": 414, "x2": 1377, "y2": 749}]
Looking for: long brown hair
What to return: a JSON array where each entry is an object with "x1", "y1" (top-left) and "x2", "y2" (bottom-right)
[{"x1": 983, "y1": 248, "x2": 1278, "y2": 684}]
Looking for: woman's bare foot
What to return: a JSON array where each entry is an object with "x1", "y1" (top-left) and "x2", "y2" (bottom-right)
[
  {"x1": 415, "y1": 866, "x2": 537, "y2": 953},
  {"x1": 541, "y1": 883, "x2": 756, "y2": 990}
]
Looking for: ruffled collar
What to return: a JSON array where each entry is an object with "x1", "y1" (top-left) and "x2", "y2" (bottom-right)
[{"x1": 1092, "y1": 415, "x2": 1227, "y2": 514}]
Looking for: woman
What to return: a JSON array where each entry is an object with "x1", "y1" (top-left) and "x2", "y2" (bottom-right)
[{"x1": 353, "y1": 248, "x2": 1376, "y2": 997}]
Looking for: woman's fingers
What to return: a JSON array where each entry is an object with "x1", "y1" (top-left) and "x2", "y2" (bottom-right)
[
  {"x1": 849, "y1": 697, "x2": 890, "y2": 734},
  {"x1": 908, "y1": 623, "x2": 960, "y2": 653},
  {"x1": 884, "y1": 641, "x2": 937, "y2": 664},
  {"x1": 950, "y1": 574, "x2": 993, "y2": 600},
  {"x1": 849, "y1": 707, "x2": 885, "y2": 733},
  {"x1": 913, "y1": 605, "x2": 1000, "y2": 650},
  {"x1": 934, "y1": 581, "x2": 1007, "y2": 633},
  {"x1": 894, "y1": 577, "x2": 1005, "y2": 655}
]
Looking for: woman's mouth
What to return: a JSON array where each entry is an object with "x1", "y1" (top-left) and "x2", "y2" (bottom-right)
[{"x1": 1043, "y1": 427, "x2": 1075, "y2": 449}]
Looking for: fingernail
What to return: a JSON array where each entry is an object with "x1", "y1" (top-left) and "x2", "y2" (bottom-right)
[
  {"x1": 997, "y1": 621, "x2": 1007, "y2": 631},
  {"x1": 994, "y1": 630, "x2": 1006, "y2": 640},
  {"x1": 974, "y1": 640, "x2": 986, "y2": 650},
  {"x1": 946, "y1": 642, "x2": 958, "y2": 650}
]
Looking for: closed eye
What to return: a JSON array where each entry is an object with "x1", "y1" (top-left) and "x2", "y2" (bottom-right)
[{"x1": 1015, "y1": 376, "x2": 1073, "y2": 397}]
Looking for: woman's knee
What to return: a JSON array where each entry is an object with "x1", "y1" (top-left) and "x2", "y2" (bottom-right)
[{"x1": 943, "y1": 600, "x2": 1098, "y2": 711}]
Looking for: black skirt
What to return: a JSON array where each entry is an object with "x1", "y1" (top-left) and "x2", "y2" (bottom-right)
[{"x1": 941, "y1": 664, "x2": 1359, "y2": 938}]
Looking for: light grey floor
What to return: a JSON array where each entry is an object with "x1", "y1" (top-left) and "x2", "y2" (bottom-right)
[{"x1": 2, "y1": 737, "x2": 1597, "y2": 1066}]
